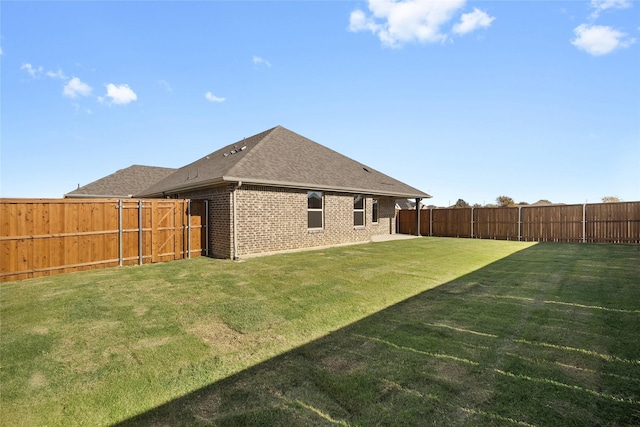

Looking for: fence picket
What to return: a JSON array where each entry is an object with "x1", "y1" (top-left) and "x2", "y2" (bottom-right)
[
  {"x1": 398, "y1": 202, "x2": 640, "y2": 244},
  {"x1": 0, "y1": 198, "x2": 207, "y2": 282}
]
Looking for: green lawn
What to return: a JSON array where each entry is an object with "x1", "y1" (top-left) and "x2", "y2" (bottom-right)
[{"x1": 1, "y1": 238, "x2": 639, "y2": 426}]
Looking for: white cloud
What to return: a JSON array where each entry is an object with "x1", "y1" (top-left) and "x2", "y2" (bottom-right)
[
  {"x1": 22, "y1": 63, "x2": 68, "y2": 80},
  {"x1": 590, "y1": 0, "x2": 631, "y2": 18},
  {"x1": 63, "y1": 77, "x2": 93, "y2": 98},
  {"x1": 349, "y1": 9, "x2": 383, "y2": 34},
  {"x1": 104, "y1": 83, "x2": 137, "y2": 105},
  {"x1": 205, "y1": 91, "x2": 225, "y2": 103},
  {"x1": 158, "y1": 79, "x2": 172, "y2": 92},
  {"x1": 348, "y1": 0, "x2": 467, "y2": 47},
  {"x1": 21, "y1": 63, "x2": 44, "y2": 77},
  {"x1": 571, "y1": 24, "x2": 635, "y2": 55},
  {"x1": 46, "y1": 68, "x2": 67, "y2": 80},
  {"x1": 452, "y1": 8, "x2": 495, "y2": 35},
  {"x1": 253, "y1": 56, "x2": 271, "y2": 67}
]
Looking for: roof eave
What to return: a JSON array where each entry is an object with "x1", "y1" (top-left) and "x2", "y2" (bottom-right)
[
  {"x1": 223, "y1": 176, "x2": 431, "y2": 199},
  {"x1": 138, "y1": 175, "x2": 430, "y2": 199},
  {"x1": 136, "y1": 177, "x2": 228, "y2": 198}
]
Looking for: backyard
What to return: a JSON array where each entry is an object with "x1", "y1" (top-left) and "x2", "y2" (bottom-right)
[{"x1": 1, "y1": 238, "x2": 638, "y2": 426}]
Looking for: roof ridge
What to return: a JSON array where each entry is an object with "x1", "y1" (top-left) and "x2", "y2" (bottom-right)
[{"x1": 129, "y1": 164, "x2": 175, "y2": 169}]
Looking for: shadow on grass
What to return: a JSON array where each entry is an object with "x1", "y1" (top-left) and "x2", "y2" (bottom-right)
[{"x1": 116, "y1": 243, "x2": 640, "y2": 426}]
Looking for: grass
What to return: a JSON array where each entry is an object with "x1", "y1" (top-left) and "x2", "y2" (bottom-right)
[{"x1": 1, "y1": 238, "x2": 639, "y2": 426}]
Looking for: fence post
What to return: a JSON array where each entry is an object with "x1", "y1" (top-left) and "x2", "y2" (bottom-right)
[
  {"x1": 187, "y1": 199, "x2": 191, "y2": 259},
  {"x1": 138, "y1": 200, "x2": 143, "y2": 265},
  {"x1": 518, "y1": 206, "x2": 522, "y2": 241},
  {"x1": 415, "y1": 198, "x2": 421, "y2": 236},
  {"x1": 582, "y1": 203, "x2": 587, "y2": 243},
  {"x1": 429, "y1": 208, "x2": 433, "y2": 237},
  {"x1": 471, "y1": 207, "x2": 474, "y2": 238},
  {"x1": 118, "y1": 200, "x2": 123, "y2": 267}
]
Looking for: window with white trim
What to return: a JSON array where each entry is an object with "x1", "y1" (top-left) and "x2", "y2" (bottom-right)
[
  {"x1": 354, "y1": 195, "x2": 365, "y2": 227},
  {"x1": 372, "y1": 198, "x2": 379, "y2": 224},
  {"x1": 308, "y1": 191, "x2": 323, "y2": 229}
]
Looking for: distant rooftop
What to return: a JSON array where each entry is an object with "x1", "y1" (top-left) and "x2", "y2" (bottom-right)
[{"x1": 65, "y1": 165, "x2": 176, "y2": 198}]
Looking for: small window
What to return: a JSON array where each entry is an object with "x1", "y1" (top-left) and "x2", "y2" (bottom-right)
[
  {"x1": 372, "y1": 198, "x2": 379, "y2": 224},
  {"x1": 354, "y1": 195, "x2": 365, "y2": 227},
  {"x1": 308, "y1": 191, "x2": 323, "y2": 229}
]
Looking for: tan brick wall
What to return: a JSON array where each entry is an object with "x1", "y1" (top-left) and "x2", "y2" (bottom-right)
[
  {"x1": 234, "y1": 185, "x2": 396, "y2": 257},
  {"x1": 178, "y1": 185, "x2": 234, "y2": 259},
  {"x1": 180, "y1": 184, "x2": 397, "y2": 258}
]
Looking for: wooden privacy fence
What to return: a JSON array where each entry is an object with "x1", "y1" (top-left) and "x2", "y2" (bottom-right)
[
  {"x1": 397, "y1": 202, "x2": 640, "y2": 244},
  {"x1": 1, "y1": 199, "x2": 208, "y2": 282}
]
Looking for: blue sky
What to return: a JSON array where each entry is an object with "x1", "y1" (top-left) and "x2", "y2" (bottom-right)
[{"x1": 2, "y1": 0, "x2": 639, "y2": 206}]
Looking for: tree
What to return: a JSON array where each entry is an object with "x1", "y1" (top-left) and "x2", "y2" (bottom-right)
[
  {"x1": 496, "y1": 195, "x2": 516, "y2": 207},
  {"x1": 453, "y1": 198, "x2": 470, "y2": 208},
  {"x1": 533, "y1": 199, "x2": 552, "y2": 205},
  {"x1": 602, "y1": 196, "x2": 621, "y2": 203}
]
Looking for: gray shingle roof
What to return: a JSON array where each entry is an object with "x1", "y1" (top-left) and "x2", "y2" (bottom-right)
[
  {"x1": 65, "y1": 165, "x2": 177, "y2": 198},
  {"x1": 138, "y1": 126, "x2": 430, "y2": 199}
]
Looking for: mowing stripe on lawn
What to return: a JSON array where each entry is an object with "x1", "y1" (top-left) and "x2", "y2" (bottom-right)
[
  {"x1": 515, "y1": 339, "x2": 640, "y2": 365},
  {"x1": 543, "y1": 300, "x2": 640, "y2": 313},
  {"x1": 354, "y1": 333, "x2": 481, "y2": 366},
  {"x1": 493, "y1": 369, "x2": 640, "y2": 404}
]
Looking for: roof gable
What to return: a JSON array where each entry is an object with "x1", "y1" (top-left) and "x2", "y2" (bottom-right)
[{"x1": 138, "y1": 126, "x2": 430, "y2": 199}]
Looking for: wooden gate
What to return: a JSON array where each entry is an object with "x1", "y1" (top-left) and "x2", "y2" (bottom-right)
[{"x1": 152, "y1": 200, "x2": 181, "y2": 263}]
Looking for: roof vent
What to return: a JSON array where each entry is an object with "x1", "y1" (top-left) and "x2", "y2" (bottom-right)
[
  {"x1": 223, "y1": 146, "x2": 247, "y2": 157},
  {"x1": 363, "y1": 167, "x2": 371, "y2": 173}
]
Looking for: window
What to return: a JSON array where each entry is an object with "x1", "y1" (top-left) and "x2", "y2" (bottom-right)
[
  {"x1": 372, "y1": 198, "x2": 378, "y2": 224},
  {"x1": 308, "y1": 191, "x2": 323, "y2": 229},
  {"x1": 354, "y1": 195, "x2": 365, "y2": 227}
]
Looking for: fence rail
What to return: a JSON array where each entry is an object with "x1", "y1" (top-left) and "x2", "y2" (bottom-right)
[
  {"x1": 397, "y1": 202, "x2": 640, "y2": 244},
  {"x1": 1, "y1": 198, "x2": 208, "y2": 282}
]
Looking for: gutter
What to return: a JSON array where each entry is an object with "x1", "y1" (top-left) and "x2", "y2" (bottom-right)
[
  {"x1": 222, "y1": 176, "x2": 431, "y2": 199},
  {"x1": 140, "y1": 177, "x2": 430, "y2": 200}
]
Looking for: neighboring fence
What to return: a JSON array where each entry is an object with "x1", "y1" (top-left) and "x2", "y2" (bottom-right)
[
  {"x1": 1, "y1": 199, "x2": 208, "y2": 282},
  {"x1": 397, "y1": 202, "x2": 640, "y2": 244}
]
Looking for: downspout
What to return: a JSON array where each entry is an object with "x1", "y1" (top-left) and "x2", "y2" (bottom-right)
[
  {"x1": 232, "y1": 181, "x2": 242, "y2": 260},
  {"x1": 204, "y1": 200, "x2": 209, "y2": 257}
]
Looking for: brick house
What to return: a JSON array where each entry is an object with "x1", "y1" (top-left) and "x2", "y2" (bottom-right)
[{"x1": 78, "y1": 126, "x2": 430, "y2": 259}]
